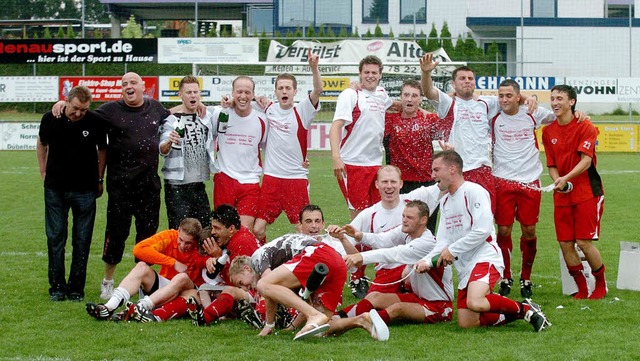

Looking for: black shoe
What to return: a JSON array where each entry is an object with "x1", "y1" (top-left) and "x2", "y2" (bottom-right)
[
  {"x1": 50, "y1": 291, "x2": 66, "y2": 302},
  {"x1": 522, "y1": 299, "x2": 551, "y2": 332},
  {"x1": 86, "y1": 302, "x2": 112, "y2": 320},
  {"x1": 498, "y1": 278, "x2": 513, "y2": 296},
  {"x1": 67, "y1": 293, "x2": 84, "y2": 302},
  {"x1": 275, "y1": 304, "x2": 296, "y2": 329},
  {"x1": 132, "y1": 303, "x2": 158, "y2": 323},
  {"x1": 186, "y1": 296, "x2": 206, "y2": 326},
  {"x1": 520, "y1": 279, "x2": 533, "y2": 299},
  {"x1": 236, "y1": 299, "x2": 263, "y2": 329},
  {"x1": 350, "y1": 276, "x2": 370, "y2": 299},
  {"x1": 112, "y1": 301, "x2": 135, "y2": 322}
]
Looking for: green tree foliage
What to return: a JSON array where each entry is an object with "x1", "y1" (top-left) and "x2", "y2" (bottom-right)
[
  {"x1": 339, "y1": 27, "x2": 348, "y2": 38},
  {"x1": 259, "y1": 29, "x2": 269, "y2": 61},
  {"x1": 32, "y1": 31, "x2": 40, "y2": 39},
  {"x1": 416, "y1": 30, "x2": 427, "y2": 51},
  {"x1": 364, "y1": 29, "x2": 372, "y2": 38},
  {"x1": 352, "y1": 27, "x2": 360, "y2": 38},
  {"x1": 56, "y1": 26, "x2": 65, "y2": 39},
  {"x1": 1, "y1": 0, "x2": 107, "y2": 23},
  {"x1": 374, "y1": 22, "x2": 384, "y2": 37},
  {"x1": 66, "y1": 25, "x2": 75, "y2": 39},
  {"x1": 207, "y1": 25, "x2": 218, "y2": 37},
  {"x1": 485, "y1": 41, "x2": 506, "y2": 76},
  {"x1": 426, "y1": 23, "x2": 440, "y2": 51},
  {"x1": 453, "y1": 35, "x2": 464, "y2": 59},
  {"x1": 306, "y1": 26, "x2": 316, "y2": 38},
  {"x1": 121, "y1": 15, "x2": 143, "y2": 38},
  {"x1": 366, "y1": 0, "x2": 388, "y2": 23},
  {"x1": 326, "y1": 26, "x2": 336, "y2": 40},
  {"x1": 388, "y1": 27, "x2": 394, "y2": 39},
  {"x1": 440, "y1": 21, "x2": 454, "y2": 58},
  {"x1": 43, "y1": 27, "x2": 52, "y2": 39}
]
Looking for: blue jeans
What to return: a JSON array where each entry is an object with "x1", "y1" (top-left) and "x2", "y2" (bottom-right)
[{"x1": 44, "y1": 188, "x2": 96, "y2": 297}]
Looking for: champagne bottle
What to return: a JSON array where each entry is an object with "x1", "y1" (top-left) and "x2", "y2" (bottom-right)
[
  {"x1": 217, "y1": 108, "x2": 229, "y2": 133},
  {"x1": 430, "y1": 254, "x2": 441, "y2": 268},
  {"x1": 206, "y1": 250, "x2": 230, "y2": 279}
]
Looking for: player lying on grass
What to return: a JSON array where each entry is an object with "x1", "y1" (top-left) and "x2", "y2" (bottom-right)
[
  {"x1": 85, "y1": 218, "x2": 212, "y2": 321},
  {"x1": 326, "y1": 200, "x2": 453, "y2": 341}
]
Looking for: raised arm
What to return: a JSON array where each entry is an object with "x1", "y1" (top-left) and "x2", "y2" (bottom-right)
[
  {"x1": 419, "y1": 53, "x2": 440, "y2": 101},
  {"x1": 308, "y1": 49, "x2": 323, "y2": 106}
]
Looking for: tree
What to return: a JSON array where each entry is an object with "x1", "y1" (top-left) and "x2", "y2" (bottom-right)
[
  {"x1": 43, "y1": 27, "x2": 52, "y2": 39},
  {"x1": 374, "y1": 22, "x2": 384, "y2": 37},
  {"x1": 1, "y1": 0, "x2": 107, "y2": 23},
  {"x1": 440, "y1": 22, "x2": 454, "y2": 58},
  {"x1": 364, "y1": 29, "x2": 372, "y2": 38},
  {"x1": 326, "y1": 26, "x2": 336, "y2": 40},
  {"x1": 121, "y1": 15, "x2": 143, "y2": 38},
  {"x1": 66, "y1": 25, "x2": 76, "y2": 39},
  {"x1": 339, "y1": 27, "x2": 348, "y2": 38},
  {"x1": 306, "y1": 26, "x2": 316, "y2": 38},
  {"x1": 388, "y1": 27, "x2": 394, "y2": 39},
  {"x1": 56, "y1": 26, "x2": 65, "y2": 39},
  {"x1": 426, "y1": 23, "x2": 440, "y2": 51},
  {"x1": 352, "y1": 27, "x2": 360, "y2": 38},
  {"x1": 366, "y1": 0, "x2": 389, "y2": 23},
  {"x1": 485, "y1": 41, "x2": 506, "y2": 76},
  {"x1": 207, "y1": 25, "x2": 218, "y2": 37},
  {"x1": 317, "y1": 26, "x2": 325, "y2": 38}
]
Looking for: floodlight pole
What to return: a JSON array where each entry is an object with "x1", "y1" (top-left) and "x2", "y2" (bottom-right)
[{"x1": 520, "y1": 0, "x2": 524, "y2": 76}]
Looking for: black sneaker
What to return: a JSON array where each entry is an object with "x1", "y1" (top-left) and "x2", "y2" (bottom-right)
[
  {"x1": 132, "y1": 303, "x2": 158, "y2": 323},
  {"x1": 349, "y1": 276, "x2": 370, "y2": 299},
  {"x1": 86, "y1": 302, "x2": 112, "y2": 320},
  {"x1": 67, "y1": 293, "x2": 84, "y2": 302},
  {"x1": 498, "y1": 278, "x2": 513, "y2": 296},
  {"x1": 112, "y1": 301, "x2": 135, "y2": 322},
  {"x1": 186, "y1": 296, "x2": 206, "y2": 326},
  {"x1": 275, "y1": 304, "x2": 296, "y2": 329},
  {"x1": 236, "y1": 299, "x2": 263, "y2": 329},
  {"x1": 50, "y1": 292, "x2": 66, "y2": 302},
  {"x1": 522, "y1": 299, "x2": 551, "y2": 332},
  {"x1": 520, "y1": 279, "x2": 533, "y2": 299}
]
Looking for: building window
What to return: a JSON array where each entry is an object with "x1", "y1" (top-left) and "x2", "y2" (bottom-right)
[
  {"x1": 363, "y1": 0, "x2": 389, "y2": 24},
  {"x1": 531, "y1": 0, "x2": 556, "y2": 17},
  {"x1": 277, "y1": 0, "x2": 351, "y2": 28},
  {"x1": 606, "y1": 0, "x2": 634, "y2": 18},
  {"x1": 400, "y1": 0, "x2": 426, "y2": 24}
]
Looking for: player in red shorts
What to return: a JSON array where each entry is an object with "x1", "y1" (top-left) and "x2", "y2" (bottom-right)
[
  {"x1": 415, "y1": 151, "x2": 551, "y2": 332},
  {"x1": 542, "y1": 84, "x2": 607, "y2": 300},
  {"x1": 330, "y1": 55, "x2": 394, "y2": 220},
  {"x1": 253, "y1": 49, "x2": 323, "y2": 243}
]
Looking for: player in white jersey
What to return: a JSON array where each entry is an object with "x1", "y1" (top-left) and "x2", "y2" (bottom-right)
[
  {"x1": 416, "y1": 151, "x2": 551, "y2": 332},
  {"x1": 330, "y1": 55, "x2": 394, "y2": 220},
  {"x1": 253, "y1": 50, "x2": 323, "y2": 242},
  {"x1": 491, "y1": 79, "x2": 555, "y2": 299},
  {"x1": 327, "y1": 201, "x2": 453, "y2": 342},
  {"x1": 209, "y1": 76, "x2": 267, "y2": 230},
  {"x1": 419, "y1": 53, "x2": 536, "y2": 213}
]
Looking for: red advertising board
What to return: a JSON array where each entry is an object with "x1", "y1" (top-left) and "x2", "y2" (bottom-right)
[{"x1": 58, "y1": 76, "x2": 158, "y2": 101}]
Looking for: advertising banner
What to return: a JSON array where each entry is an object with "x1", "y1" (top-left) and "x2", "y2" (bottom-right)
[
  {"x1": 158, "y1": 38, "x2": 259, "y2": 64},
  {"x1": 564, "y1": 78, "x2": 640, "y2": 103},
  {"x1": 476, "y1": 77, "x2": 556, "y2": 90},
  {"x1": 537, "y1": 124, "x2": 637, "y2": 152},
  {"x1": 58, "y1": 76, "x2": 159, "y2": 101},
  {"x1": 0, "y1": 122, "x2": 39, "y2": 150},
  {"x1": 0, "y1": 39, "x2": 156, "y2": 64},
  {"x1": 0, "y1": 76, "x2": 58, "y2": 102}
]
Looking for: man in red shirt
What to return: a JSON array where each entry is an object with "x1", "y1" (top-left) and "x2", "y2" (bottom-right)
[{"x1": 542, "y1": 85, "x2": 606, "y2": 300}]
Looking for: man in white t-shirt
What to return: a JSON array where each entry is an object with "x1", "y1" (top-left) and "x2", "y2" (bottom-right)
[
  {"x1": 491, "y1": 79, "x2": 555, "y2": 299},
  {"x1": 253, "y1": 50, "x2": 323, "y2": 243},
  {"x1": 330, "y1": 55, "x2": 393, "y2": 220},
  {"x1": 415, "y1": 151, "x2": 551, "y2": 332},
  {"x1": 210, "y1": 76, "x2": 267, "y2": 230}
]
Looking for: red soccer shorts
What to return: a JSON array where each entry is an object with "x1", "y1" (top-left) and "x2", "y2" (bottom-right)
[
  {"x1": 494, "y1": 177, "x2": 541, "y2": 227},
  {"x1": 283, "y1": 243, "x2": 347, "y2": 313},
  {"x1": 213, "y1": 172, "x2": 260, "y2": 218},
  {"x1": 396, "y1": 293, "x2": 453, "y2": 323},
  {"x1": 367, "y1": 265, "x2": 405, "y2": 294},
  {"x1": 457, "y1": 262, "x2": 501, "y2": 310},
  {"x1": 337, "y1": 164, "x2": 381, "y2": 211},
  {"x1": 463, "y1": 165, "x2": 496, "y2": 214},
  {"x1": 554, "y1": 195, "x2": 604, "y2": 242},
  {"x1": 257, "y1": 175, "x2": 309, "y2": 224}
]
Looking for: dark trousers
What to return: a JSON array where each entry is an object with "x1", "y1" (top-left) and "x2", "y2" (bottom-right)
[
  {"x1": 400, "y1": 180, "x2": 440, "y2": 234},
  {"x1": 164, "y1": 181, "x2": 211, "y2": 230},
  {"x1": 44, "y1": 188, "x2": 96, "y2": 296}
]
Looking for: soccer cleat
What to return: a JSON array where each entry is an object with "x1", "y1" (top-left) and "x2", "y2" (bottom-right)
[
  {"x1": 520, "y1": 279, "x2": 533, "y2": 298},
  {"x1": 100, "y1": 279, "x2": 114, "y2": 300},
  {"x1": 522, "y1": 299, "x2": 551, "y2": 332},
  {"x1": 275, "y1": 304, "x2": 297, "y2": 329},
  {"x1": 186, "y1": 296, "x2": 206, "y2": 326},
  {"x1": 236, "y1": 299, "x2": 264, "y2": 329},
  {"x1": 498, "y1": 278, "x2": 513, "y2": 296},
  {"x1": 349, "y1": 276, "x2": 371, "y2": 299},
  {"x1": 112, "y1": 301, "x2": 135, "y2": 322},
  {"x1": 86, "y1": 302, "x2": 113, "y2": 320},
  {"x1": 132, "y1": 303, "x2": 158, "y2": 323}
]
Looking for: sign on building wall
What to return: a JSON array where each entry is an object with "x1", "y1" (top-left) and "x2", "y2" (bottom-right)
[
  {"x1": 157, "y1": 38, "x2": 259, "y2": 64},
  {"x1": 564, "y1": 78, "x2": 640, "y2": 103},
  {"x1": 0, "y1": 39, "x2": 156, "y2": 64},
  {"x1": 536, "y1": 124, "x2": 637, "y2": 153},
  {"x1": 58, "y1": 76, "x2": 159, "y2": 101},
  {"x1": 0, "y1": 77, "x2": 58, "y2": 102}
]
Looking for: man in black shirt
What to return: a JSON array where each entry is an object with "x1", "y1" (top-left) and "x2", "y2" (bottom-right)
[{"x1": 37, "y1": 85, "x2": 107, "y2": 302}]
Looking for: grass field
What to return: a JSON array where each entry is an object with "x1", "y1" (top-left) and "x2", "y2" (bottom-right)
[{"x1": 1, "y1": 150, "x2": 640, "y2": 360}]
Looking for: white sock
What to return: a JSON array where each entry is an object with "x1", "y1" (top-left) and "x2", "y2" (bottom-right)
[
  {"x1": 105, "y1": 287, "x2": 130, "y2": 311},
  {"x1": 137, "y1": 295, "x2": 155, "y2": 311}
]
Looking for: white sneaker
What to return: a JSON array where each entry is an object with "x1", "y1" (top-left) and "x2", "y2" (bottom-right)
[{"x1": 100, "y1": 279, "x2": 114, "y2": 300}]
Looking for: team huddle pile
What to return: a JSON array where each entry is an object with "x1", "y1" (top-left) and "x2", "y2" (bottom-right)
[{"x1": 38, "y1": 51, "x2": 606, "y2": 341}]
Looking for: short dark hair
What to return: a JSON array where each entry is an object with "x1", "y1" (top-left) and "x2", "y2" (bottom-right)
[
  {"x1": 67, "y1": 85, "x2": 92, "y2": 103},
  {"x1": 452, "y1": 66, "x2": 475, "y2": 81},
  {"x1": 401, "y1": 79, "x2": 422, "y2": 95},
  {"x1": 178, "y1": 75, "x2": 200, "y2": 91},
  {"x1": 406, "y1": 200, "x2": 430, "y2": 219},
  {"x1": 551, "y1": 84, "x2": 578, "y2": 113},
  {"x1": 299, "y1": 204, "x2": 324, "y2": 224},
  {"x1": 211, "y1": 204, "x2": 241, "y2": 229},
  {"x1": 433, "y1": 150, "x2": 463, "y2": 175},
  {"x1": 499, "y1": 79, "x2": 520, "y2": 93},
  {"x1": 359, "y1": 55, "x2": 383, "y2": 73},
  {"x1": 178, "y1": 218, "x2": 203, "y2": 240},
  {"x1": 275, "y1": 73, "x2": 297, "y2": 90}
]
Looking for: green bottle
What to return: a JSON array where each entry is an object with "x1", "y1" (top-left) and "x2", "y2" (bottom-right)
[
  {"x1": 431, "y1": 254, "x2": 441, "y2": 268},
  {"x1": 217, "y1": 108, "x2": 229, "y2": 133}
]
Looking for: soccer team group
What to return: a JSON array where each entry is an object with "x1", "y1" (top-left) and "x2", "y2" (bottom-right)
[{"x1": 39, "y1": 49, "x2": 607, "y2": 341}]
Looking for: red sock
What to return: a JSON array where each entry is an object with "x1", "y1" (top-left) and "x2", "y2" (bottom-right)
[
  {"x1": 353, "y1": 299, "x2": 374, "y2": 316},
  {"x1": 485, "y1": 294, "x2": 522, "y2": 316},
  {"x1": 376, "y1": 309, "x2": 391, "y2": 325},
  {"x1": 479, "y1": 312, "x2": 517, "y2": 326},
  {"x1": 497, "y1": 234, "x2": 513, "y2": 279},
  {"x1": 589, "y1": 264, "x2": 607, "y2": 299},
  {"x1": 203, "y1": 293, "x2": 235, "y2": 324},
  {"x1": 520, "y1": 236, "x2": 537, "y2": 280},
  {"x1": 567, "y1": 264, "x2": 588, "y2": 299},
  {"x1": 152, "y1": 297, "x2": 188, "y2": 321}
]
